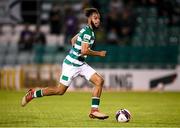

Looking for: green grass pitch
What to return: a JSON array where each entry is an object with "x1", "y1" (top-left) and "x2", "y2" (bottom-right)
[{"x1": 0, "y1": 90, "x2": 180, "y2": 127}]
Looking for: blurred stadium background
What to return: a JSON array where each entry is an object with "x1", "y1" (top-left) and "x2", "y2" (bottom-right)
[
  {"x1": 1, "y1": 0, "x2": 180, "y2": 127},
  {"x1": 0, "y1": 0, "x2": 180, "y2": 91}
]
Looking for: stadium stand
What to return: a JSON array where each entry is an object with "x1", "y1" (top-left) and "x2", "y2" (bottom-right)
[{"x1": 0, "y1": 0, "x2": 179, "y2": 69}]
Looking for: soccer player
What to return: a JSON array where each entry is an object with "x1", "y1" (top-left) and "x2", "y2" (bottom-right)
[{"x1": 21, "y1": 8, "x2": 109, "y2": 120}]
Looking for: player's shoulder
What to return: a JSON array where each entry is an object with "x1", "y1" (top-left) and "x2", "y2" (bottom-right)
[{"x1": 79, "y1": 25, "x2": 92, "y2": 35}]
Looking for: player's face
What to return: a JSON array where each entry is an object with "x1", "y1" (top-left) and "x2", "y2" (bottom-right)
[{"x1": 90, "y1": 13, "x2": 100, "y2": 29}]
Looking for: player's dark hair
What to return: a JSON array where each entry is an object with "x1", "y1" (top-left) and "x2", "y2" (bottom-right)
[{"x1": 84, "y1": 8, "x2": 99, "y2": 17}]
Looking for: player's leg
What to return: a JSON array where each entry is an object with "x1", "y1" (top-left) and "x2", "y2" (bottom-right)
[
  {"x1": 21, "y1": 83, "x2": 68, "y2": 107},
  {"x1": 42, "y1": 83, "x2": 68, "y2": 96},
  {"x1": 90, "y1": 73, "x2": 103, "y2": 97},
  {"x1": 89, "y1": 73, "x2": 109, "y2": 119},
  {"x1": 80, "y1": 64, "x2": 109, "y2": 119},
  {"x1": 21, "y1": 63, "x2": 74, "y2": 107}
]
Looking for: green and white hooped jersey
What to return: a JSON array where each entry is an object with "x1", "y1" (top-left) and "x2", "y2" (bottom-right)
[{"x1": 64, "y1": 25, "x2": 95, "y2": 67}]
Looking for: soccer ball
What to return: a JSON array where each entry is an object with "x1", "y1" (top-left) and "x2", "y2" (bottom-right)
[{"x1": 115, "y1": 109, "x2": 131, "y2": 122}]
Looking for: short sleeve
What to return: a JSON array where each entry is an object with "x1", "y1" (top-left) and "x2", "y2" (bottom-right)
[{"x1": 81, "y1": 29, "x2": 92, "y2": 44}]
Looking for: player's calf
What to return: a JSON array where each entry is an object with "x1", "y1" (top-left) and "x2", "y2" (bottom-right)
[
  {"x1": 42, "y1": 84, "x2": 68, "y2": 96},
  {"x1": 21, "y1": 84, "x2": 68, "y2": 107}
]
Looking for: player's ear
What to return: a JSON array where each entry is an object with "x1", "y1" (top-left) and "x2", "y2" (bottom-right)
[{"x1": 88, "y1": 15, "x2": 92, "y2": 20}]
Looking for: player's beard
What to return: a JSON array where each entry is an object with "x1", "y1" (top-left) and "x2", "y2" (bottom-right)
[{"x1": 91, "y1": 21, "x2": 99, "y2": 30}]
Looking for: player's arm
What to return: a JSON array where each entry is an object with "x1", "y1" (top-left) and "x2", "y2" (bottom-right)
[
  {"x1": 81, "y1": 42, "x2": 106, "y2": 57},
  {"x1": 71, "y1": 34, "x2": 78, "y2": 46}
]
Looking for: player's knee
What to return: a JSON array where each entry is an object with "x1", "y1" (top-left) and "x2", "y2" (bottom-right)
[
  {"x1": 55, "y1": 84, "x2": 67, "y2": 95},
  {"x1": 55, "y1": 89, "x2": 65, "y2": 95},
  {"x1": 59, "y1": 91, "x2": 65, "y2": 95},
  {"x1": 96, "y1": 77, "x2": 104, "y2": 87}
]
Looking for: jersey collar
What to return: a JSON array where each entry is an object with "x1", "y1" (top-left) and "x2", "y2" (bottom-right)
[{"x1": 87, "y1": 25, "x2": 93, "y2": 31}]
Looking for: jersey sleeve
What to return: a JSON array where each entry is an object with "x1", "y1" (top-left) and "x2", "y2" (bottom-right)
[{"x1": 81, "y1": 30, "x2": 92, "y2": 44}]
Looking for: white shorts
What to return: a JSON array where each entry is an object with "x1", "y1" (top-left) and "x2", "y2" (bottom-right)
[{"x1": 59, "y1": 63, "x2": 96, "y2": 86}]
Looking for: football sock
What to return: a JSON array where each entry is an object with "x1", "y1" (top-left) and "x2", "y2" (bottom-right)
[
  {"x1": 91, "y1": 97, "x2": 100, "y2": 110},
  {"x1": 33, "y1": 89, "x2": 43, "y2": 98}
]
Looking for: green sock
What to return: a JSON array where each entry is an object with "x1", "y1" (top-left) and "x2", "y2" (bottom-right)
[
  {"x1": 91, "y1": 97, "x2": 100, "y2": 109},
  {"x1": 34, "y1": 89, "x2": 43, "y2": 98}
]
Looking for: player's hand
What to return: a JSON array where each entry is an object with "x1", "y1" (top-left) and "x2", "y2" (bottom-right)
[{"x1": 99, "y1": 51, "x2": 106, "y2": 57}]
